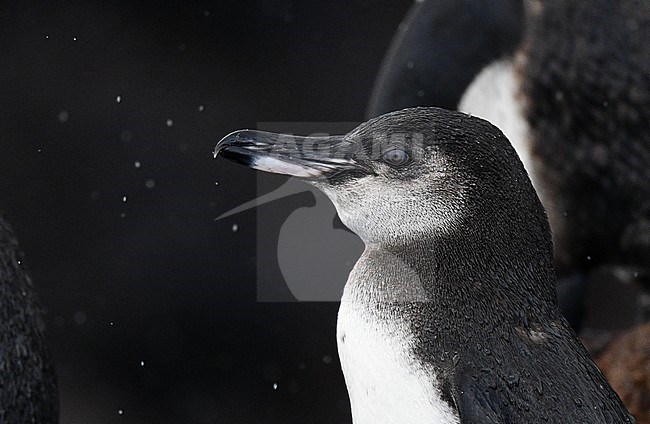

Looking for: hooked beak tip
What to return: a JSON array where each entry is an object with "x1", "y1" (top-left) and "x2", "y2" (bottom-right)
[{"x1": 214, "y1": 130, "x2": 245, "y2": 159}]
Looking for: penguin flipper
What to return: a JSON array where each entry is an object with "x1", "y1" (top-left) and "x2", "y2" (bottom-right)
[
  {"x1": 444, "y1": 373, "x2": 516, "y2": 424},
  {"x1": 444, "y1": 336, "x2": 637, "y2": 424}
]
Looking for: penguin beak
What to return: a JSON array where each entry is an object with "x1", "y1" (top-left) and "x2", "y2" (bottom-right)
[{"x1": 214, "y1": 129, "x2": 373, "y2": 180}]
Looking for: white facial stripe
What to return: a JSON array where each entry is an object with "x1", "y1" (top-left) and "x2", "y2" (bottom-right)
[{"x1": 319, "y1": 165, "x2": 465, "y2": 245}]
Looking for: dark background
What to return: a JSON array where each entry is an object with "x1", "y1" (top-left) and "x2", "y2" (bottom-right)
[{"x1": 0, "y1": 1, "x2": 414, "y2": 422}]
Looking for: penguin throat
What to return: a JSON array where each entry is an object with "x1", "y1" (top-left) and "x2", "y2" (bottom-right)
[{"x1": 348, "y1": 233, "x2": 557, "y2": 321}]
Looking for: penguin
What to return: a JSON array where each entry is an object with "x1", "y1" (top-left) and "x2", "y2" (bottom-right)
[
  {"x1": 368, "y1": 0, "x2": 650, "y2": 331},
  {"x1": 459, "y1": 0, "x2": 650, "y2": 328},
  {"x1": 0, "y1": 216, "x2": 58, "y2": 423},
  {"x1": 215, "y1": 107, "x2": 635, "y2": 423},
  {"x1": 366, "y1": 0, "x2": 523, "y2": 117}
]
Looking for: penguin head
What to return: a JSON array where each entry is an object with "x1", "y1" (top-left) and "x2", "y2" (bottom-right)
[{"x1": 215, "y1": 107, "x2": 550, "y2": 251}]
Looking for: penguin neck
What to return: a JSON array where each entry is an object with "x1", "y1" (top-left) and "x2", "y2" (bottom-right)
[{"x1": 345, "y1": 228, "x2": 558, "y2": 329}]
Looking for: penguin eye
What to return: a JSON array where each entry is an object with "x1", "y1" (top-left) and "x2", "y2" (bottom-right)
[{"x1": 382, "y1": 148, "x2": 410, "y2": 167}]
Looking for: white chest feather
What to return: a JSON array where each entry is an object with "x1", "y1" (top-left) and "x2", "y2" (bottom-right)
[
  {"x1": 458, "y1": 59, "x2": 536, "y2": 188},
  {"x1": 336, "y1": 300, "x2": 460, "y2": 424}
]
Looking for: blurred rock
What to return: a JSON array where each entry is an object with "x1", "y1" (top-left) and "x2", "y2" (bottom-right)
[{"x1": 595, "y1": 323, "x2": 650, "y2": 423}]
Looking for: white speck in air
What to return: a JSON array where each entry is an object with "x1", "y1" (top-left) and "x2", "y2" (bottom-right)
[
  {"x1": 116, "y1": 95, "x2": 121, "y2": 103},
  {"x1": 45, "y1": 35, "x2": 49, "y2": 39},
  {"x1": 120, "y1": 213, "x2": 126, "y2": 218},
  {"x1": 122, "y1": 196, "x2": 127, "y2": 203},
  {"x1": 145, "y1": 179, "x2": 156, "y2": 189},
  {"x1": 198, "y1": 105, "x2": 204, "y2": 112},
  {"x1": 58, "y1": 111, "x2": 69, "y2": 123},
  {"x1": 110, "y1": 321, "x2": 114, "y2": 326},
  {"x1": 214, "y1": 181, "x2": 219, "y2": 186},
  {"x1": 166, "y1": 119, "x2": 174, "y2": 127},
  {"x1": 323, "y1": 355, "x2": 332, "y2": 364},
  {"x1": 134, "y1": 161, "x2": 141, "y2": 168},
  {"x1": 272, "y1": 383, "x2": 278, "y2": 390},
  {"x1": 232, "y1": 224, "x2": 239, "y2": 232},
  {"x1": 140, "y1": 360, "x2": 145, "y2": 367},
  {"x1": 73, "y1": 37, "x2": 77, "y2": 41},
  {"x1": 118, "y1": 409, "x2": 124, "y2": 415}
]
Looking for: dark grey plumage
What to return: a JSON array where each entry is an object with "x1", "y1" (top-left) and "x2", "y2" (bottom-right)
[
  {"x1": 519, "y1": 0, "x2": 650, "y2": 278},
  {"x1": 369, "y1": 0, "x2": 650, "y2": 331},
  {"x1": 366, "y1": 0, "x2": 523, "y2": 117},
  {"x1": 0, "y1": 217, "x2": 58, "y2": 423},
  {"x1": 215, "y1": 107, "x2": 635, "y2": 423}
]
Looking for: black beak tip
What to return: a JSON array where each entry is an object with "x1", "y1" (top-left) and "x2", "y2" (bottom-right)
[
  {"x1": 214, "y1": 130, "x2": 249, "y2": 159},
  {"x1": 218, "y1": 148, "x2": 256, "y2": 167},
  {"x1": 214, "y1": 129, "x2": 272, "y2": 159}
]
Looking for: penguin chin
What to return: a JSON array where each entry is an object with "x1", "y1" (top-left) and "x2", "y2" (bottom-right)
[{"x1": 308, "y1": 175, "x2": 465, "y2": 246}]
